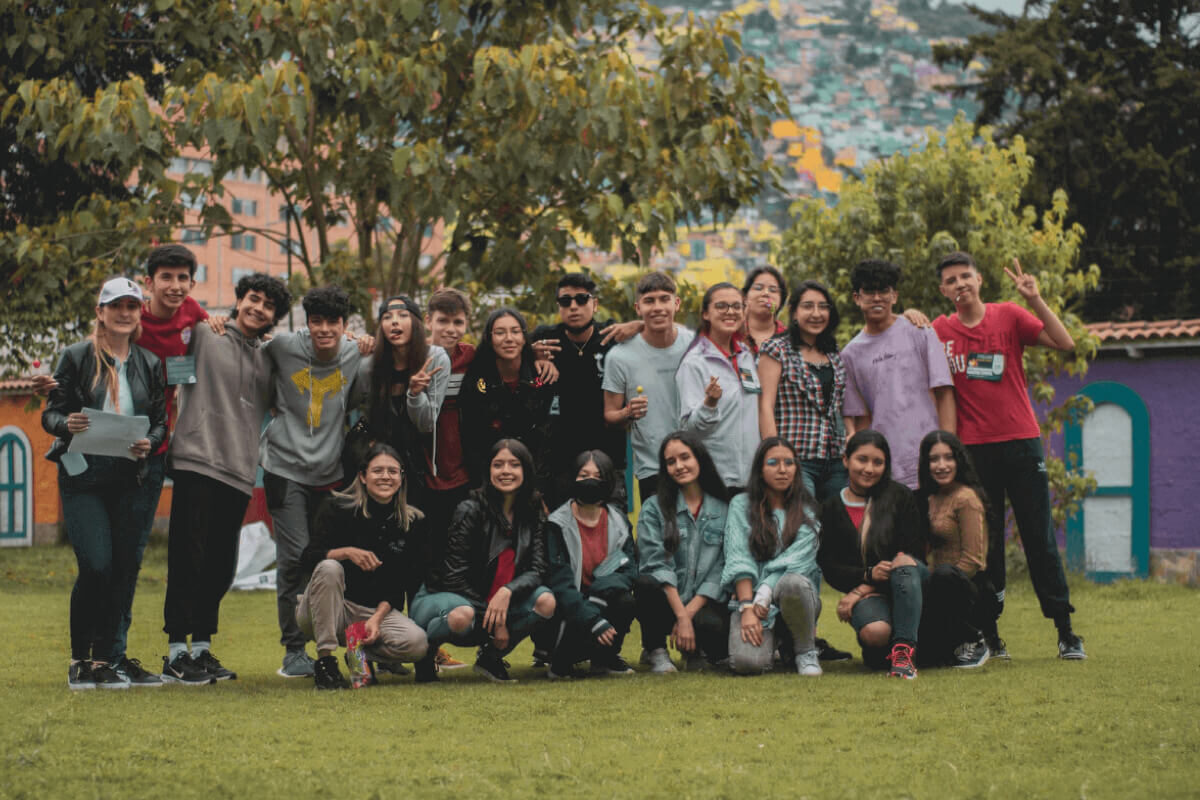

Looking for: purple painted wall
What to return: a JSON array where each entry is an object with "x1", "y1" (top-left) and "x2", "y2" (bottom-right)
[{"x1": 1040, "y1": 353, "x2": 1200, "y2": 551}]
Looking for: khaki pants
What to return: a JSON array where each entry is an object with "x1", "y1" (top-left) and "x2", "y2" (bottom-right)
[{"x1": 296, "y1": 559, "x2": 428, "y2": 663}]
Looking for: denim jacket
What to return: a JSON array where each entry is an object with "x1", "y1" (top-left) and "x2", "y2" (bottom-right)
[
  {"x1": 636, "y1": 493, "x2": 729, "y2": 604},
  {"x1": 721, "y1": 493, "x2": 820, "y2": 627}
]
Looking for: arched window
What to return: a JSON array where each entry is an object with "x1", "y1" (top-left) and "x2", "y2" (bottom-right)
[
  {"x1": 0, "y1": 426, "x2": 33, "y2": 547},
  {"x1": 1064, "y1": 382, "x2": 1150, "y2": 581}
]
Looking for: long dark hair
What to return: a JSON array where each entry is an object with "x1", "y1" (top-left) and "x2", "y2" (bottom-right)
[
  {"x1": 746, "y1": 437, "x2": 816, "y2": 562},
  {"x1": 573, "y1": 449, "x2": 619, "y2": 505},
  {"x1": 741, "y1": 265, "x2": 788, "y2": 315},
  {"x1": 368, "y1": 295, "x2": 430, "y2": 438},
  {"x1": 482, "y1": 438, "x2": 542, "y2": 524},
  {"x1": 787, "y1": 279, "x2": 840, "y2": 355},
  {"x1": 466, "y1": 307, "x2": 535, "y2": 384},
  {"x1": 845, "y1": 429, "x2": 907, "y2": 549},
  {"x1": 915, "y1": 429, "x2": 990, "y2": 515},
  {"x1": 655, "y1": 431, "x2": 728, "y2": 555}
]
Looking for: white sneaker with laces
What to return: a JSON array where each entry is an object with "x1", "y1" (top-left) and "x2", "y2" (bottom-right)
[
  {"x1": 645, "y1": 647, "x2": 678, "y2": 674},
  {"x1": 795, "y1": 650, "x2": 823, "y2": 676}
]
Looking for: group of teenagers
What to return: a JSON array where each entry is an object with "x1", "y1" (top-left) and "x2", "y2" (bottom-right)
[{"x1": 42, "y1": 241, "x2": 1087, "y2": 691}]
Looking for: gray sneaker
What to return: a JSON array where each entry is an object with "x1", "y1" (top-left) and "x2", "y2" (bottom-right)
[
  {"x1": 644, "y1": 647, "x2": 677, "y2": 674},
  {"x1": 952, "y1": 638, "x2": 991, "y2": 669},
  {"x1": 277, "y1": 649, "x2": 315, "y2": 678},
  {"x1": 795, "y1": 649, "x2": 823, "y2": 677}
]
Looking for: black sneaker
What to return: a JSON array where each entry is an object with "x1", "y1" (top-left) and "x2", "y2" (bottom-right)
[
  {"x1": 816, "y1": 637, "x2": 853, "y2": 662},
  {"x1": 413, "y1": 654, "x2": 440, "y2": 684},
  {"x1": 313, "y1": 655, "x2": 350, "y2": 690},
  {"x1": 1058, "y1": 632, "x2": 1087, "y2": 660},
  {"x1": 951, "y1": 637, "x2": 991, "y2": 669},
  {"x1": 985, "y1": 634, "x2": 1011, "y2": 661},
  {"x1": 474, "y1": 646, "x2": 516, "y2": 683},
  {"x1": 547, "y1": 662, "x2": 588, "y2": 680},
  {"x1": 68, "y1": 661, "x2": 95, "y2": 691},
  {"x1": 162, "y1": 653, "x2": 216, "y2": 686},
  {"x1": 590, "y1": 655, "x2": 635, "y2": 676},
  {"x1": 193, "y1": 650, "x2": 237, "y2": 681},
  {"x1": 531, "y1": 648, "x2": 551, "y2": 668},
  {"x1": 374, "y1": 661, "x2": 410, "y2": 676},
  {"x1": 91, "y1": 662, "x2": 131, "y2": 690},
  {"x1": 115, "y1": 657, "x2": 163, "y2": 687}
]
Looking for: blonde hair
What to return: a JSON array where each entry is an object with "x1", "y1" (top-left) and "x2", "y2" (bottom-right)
[
  {"x1": 89, "y1": 308, "x2": 143, "y2": 409},
  {"x1": 332, "y1": 444, "x2": 423, "y2": 528}
]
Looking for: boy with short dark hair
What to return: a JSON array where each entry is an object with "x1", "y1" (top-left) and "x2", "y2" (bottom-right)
[
  {"x1": 603, "y1": 271, "x2": 695, "y2": 501},
  {"x1": 532, "y1": 272, "x2": 637, "y2": 509},
  {"x1": 841, "y1": 258, "x2": 955, "y2": 488},
  {"x1": 162, "y1": 272, "x2": 293, "y2": 684},
  {"x1": 932, "y1": 251, "x2": 1085, "y2": 660},
  {"x1": 261, "y1": 285, "x2": 366, "y2": 677}
]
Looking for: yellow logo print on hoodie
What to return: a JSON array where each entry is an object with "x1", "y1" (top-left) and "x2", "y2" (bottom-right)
[{"x1": 290, "y1": 367, "x2": 348, "y2": 428}]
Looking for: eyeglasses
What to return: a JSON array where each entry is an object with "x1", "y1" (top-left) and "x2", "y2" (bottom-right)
[
  {"x1": 796, "y1": 302, "x2": 832, "y2": 312},
  {"x1": 556, "y1": 292, "x2": 593, "y2": 308},
  {"x1": 765, "y1": 457, "x2": 796, "y2": 467},
  {"x1": 750, "y1": 283, "x2": 782, "y2": 295},
  {"x1": 712, "y1": 301, "x2": 745, "y2": 313}
]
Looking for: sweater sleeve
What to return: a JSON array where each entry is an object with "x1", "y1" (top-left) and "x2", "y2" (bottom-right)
[
  {"x1": 406, "y1": 346, "x2": 451, "y2": 433},
  {"x1": 761, "y1": 514, "x2": 820, "y2": 590},
  {"x1": 817, "y1": 498, "x2": 865, "y2": 593},
  {"x1": 954, "y1": 490, "x2": 987, "y2": 577},
  {"x1": 677, "y1": 353, "x2": 719, "y2": 434},
  {"x1": 720, "y1": 494, "x2": 759, "y2": 591},
  {"x1": 635, "y1": 498, "x2": 677, "y2": 587}
]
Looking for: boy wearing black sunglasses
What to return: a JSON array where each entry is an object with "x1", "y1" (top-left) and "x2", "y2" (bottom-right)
[{"x1": 532, "y1": 273, "x2": 641, "y2": 510}]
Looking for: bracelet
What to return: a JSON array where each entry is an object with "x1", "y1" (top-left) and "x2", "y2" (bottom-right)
[
  {"x1": 849, "y1": 589, "x2": 862, "y2": 597},
  {"x1": 738, "y1": 601, "x2": 755, "y2": 612}
]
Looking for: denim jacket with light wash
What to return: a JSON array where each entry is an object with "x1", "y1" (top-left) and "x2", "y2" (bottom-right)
[
  {"x1": 721, "y1": 492, "x2": 819, "y2": 627},
  {"x1": 637, "y1": 493, "x2": 729, "y2": 605}
]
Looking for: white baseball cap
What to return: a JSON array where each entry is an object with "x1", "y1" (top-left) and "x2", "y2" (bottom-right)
[{"x1": 98, "y1": 277, "x2": 145, "y2": 306}]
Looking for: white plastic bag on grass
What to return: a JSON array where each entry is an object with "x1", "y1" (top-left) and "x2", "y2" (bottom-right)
[{"x1": 231, "y1": 521, "x2": 277, "y2": 591}]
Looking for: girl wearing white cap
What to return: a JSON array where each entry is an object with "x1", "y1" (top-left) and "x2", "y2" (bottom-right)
[{"x1": 42, "y1": 277, "x2": 169, "y2": 690}]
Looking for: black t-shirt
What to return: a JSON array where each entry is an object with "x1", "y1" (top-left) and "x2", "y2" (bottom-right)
[{"x1": 531, "y1": 320, "x2": 626, "y2": 469}]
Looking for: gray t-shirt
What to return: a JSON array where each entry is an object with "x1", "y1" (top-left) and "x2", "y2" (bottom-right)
[
  {"x1": 602, "y1": 327, "x2": 695, "y2": 478},
  {"x1": 260, "y1": 330, "x2": 364, "y2": 486},
  {"x1": 841, "y1": 316, "x2": 952, "y2": 488}
]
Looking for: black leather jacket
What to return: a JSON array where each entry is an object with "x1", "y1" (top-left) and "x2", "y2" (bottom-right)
[
  {"x1": 430, "y1": 488, "x2": 548, "y2": 606},
  {"x1": 42, "y1": 340, "x2": 168, "y2": 475}
]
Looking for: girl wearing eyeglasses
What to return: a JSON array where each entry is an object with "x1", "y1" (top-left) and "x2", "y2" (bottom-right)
[
  {"x1": 758, "y1": 279, "x2": 849, "y2": 504},
  {"x1": 736, "y1": 266, "x2": 788, "y2": 356},
  {"x1": 722, "y1": 437, "x2": 824, "y2": 676},
  {"x1": 675, "y1": 282, "x2": 762, "y2": 490}
]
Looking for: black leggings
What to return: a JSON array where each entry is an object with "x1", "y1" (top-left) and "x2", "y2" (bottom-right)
[{"x1": 634, "y1": 575, "x2": 729, "y2": 660}]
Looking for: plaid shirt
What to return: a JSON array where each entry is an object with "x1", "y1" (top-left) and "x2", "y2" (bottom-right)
[{"x1": 759, "y1": 336, "x2": 845, "y2": 460}]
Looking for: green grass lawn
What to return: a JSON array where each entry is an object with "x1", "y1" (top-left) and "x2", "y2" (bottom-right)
[{"x1": 2, "y1": 541, "x2": 1197, "y2": 799}]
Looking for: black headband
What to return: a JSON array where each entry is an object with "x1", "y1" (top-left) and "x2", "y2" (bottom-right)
[{"x1": 379, "y1": 295, "x2": 421, "y2": 321}]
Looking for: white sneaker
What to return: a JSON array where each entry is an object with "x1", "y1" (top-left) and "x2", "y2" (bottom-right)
[
  {"x1": 645, "y1": 647, "x2": 678, "y2": 674},
  {"x1": 795, "y1": 650, "x2": 823, "y2": 677}
]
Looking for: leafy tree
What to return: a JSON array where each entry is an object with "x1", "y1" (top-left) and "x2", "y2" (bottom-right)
[
  {"x1": 0, "y1": 0, "x2": 784, "y2": 370},
  {"x1": 778, "y1": 116, "x2": 1100, "y2": 530},
  {"x1": 934, "y1": 0, "x2": 1200, "y2": 320},
  {"x1": 0, "y1": 4, "x2": 186, "y2": 371}
]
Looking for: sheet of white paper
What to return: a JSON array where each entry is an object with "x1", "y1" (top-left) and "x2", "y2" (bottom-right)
[{"x1": 66, "y1": 408, "x2": 150, "y2": 460}]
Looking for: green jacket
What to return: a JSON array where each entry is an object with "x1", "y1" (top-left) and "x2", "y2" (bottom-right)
[
  {"x1": 545, "y1": 502, "x2": 637, "y2": 635},
  {"x1": 721, "y1": 493, "x2": 819, "y2": 627},
  {"x1": 636, "y1": 493, "x2": 729, "y2": 605}
]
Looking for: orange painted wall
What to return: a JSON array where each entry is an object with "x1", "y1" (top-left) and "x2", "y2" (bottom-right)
[{"x1": 0, "y1": 393, "x2": 173, "y2": 530}]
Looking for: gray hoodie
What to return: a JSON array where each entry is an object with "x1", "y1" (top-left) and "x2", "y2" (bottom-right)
[
  {"x1": 168, "y1": 323, "x2": 272, "y2": 496},
  {"x1": 260, "y1": 330, "x2": 363, "y2": 486}
]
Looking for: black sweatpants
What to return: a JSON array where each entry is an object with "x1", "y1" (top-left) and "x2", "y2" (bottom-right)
[{"x1": 163, "y1": 470, "x2": 252, "y2": 642}]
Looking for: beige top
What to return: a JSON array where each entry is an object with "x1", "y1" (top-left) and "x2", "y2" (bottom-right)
[{"x1": 926, "y1": 484, "x2": 987, "y2": 577}]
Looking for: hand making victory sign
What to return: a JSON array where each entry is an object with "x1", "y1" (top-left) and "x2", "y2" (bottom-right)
[{"x1": 407, "y1": 356, "x2": 442, "y2": 396}]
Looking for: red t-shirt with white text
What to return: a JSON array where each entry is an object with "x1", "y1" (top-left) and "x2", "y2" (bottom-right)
[{"x1": 932, "y1": 302, "x2": 1043, "y2": 445}]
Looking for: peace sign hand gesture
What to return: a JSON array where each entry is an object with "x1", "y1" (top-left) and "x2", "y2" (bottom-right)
[
  {"x1": 1004, "y1": 257, "x2": 1041, "y2": 303},
  {"x1": 408, "y1": 356, "x2": 442, "y2": 396}
]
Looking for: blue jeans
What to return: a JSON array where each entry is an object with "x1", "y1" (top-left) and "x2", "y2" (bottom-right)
[
  {"x1": 967, "y1": 438, "x2": 1074, "y2": 624},
  {"x1": 800, "y1": 457, "x2": 847, "y2": 505},
  {"x1": 410, "y1": 586, "x2": 554, "y2": 655},
  {"x1": 850, "y1": 562, "x2": 929, "y2": 669},
  {"x1": 59, "y1": 456, "x2": 161, "y2": 662}
]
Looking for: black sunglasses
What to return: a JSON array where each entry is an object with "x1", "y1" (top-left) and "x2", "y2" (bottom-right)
[{"x1": 556, "y1": 292, "x2": 593, "y2": 308}]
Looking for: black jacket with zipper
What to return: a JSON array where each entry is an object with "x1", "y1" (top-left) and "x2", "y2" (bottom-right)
[
  {"x1": 428, "y1": 488, "x2": 548, "y2": 607},
  {"x1": 42, "y1": 340, "x2": 167, "y2": 479}
]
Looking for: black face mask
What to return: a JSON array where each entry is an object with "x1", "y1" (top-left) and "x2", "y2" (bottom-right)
[{"x1": 573, "y1": 477, "x2": 611, "y2": 506}]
